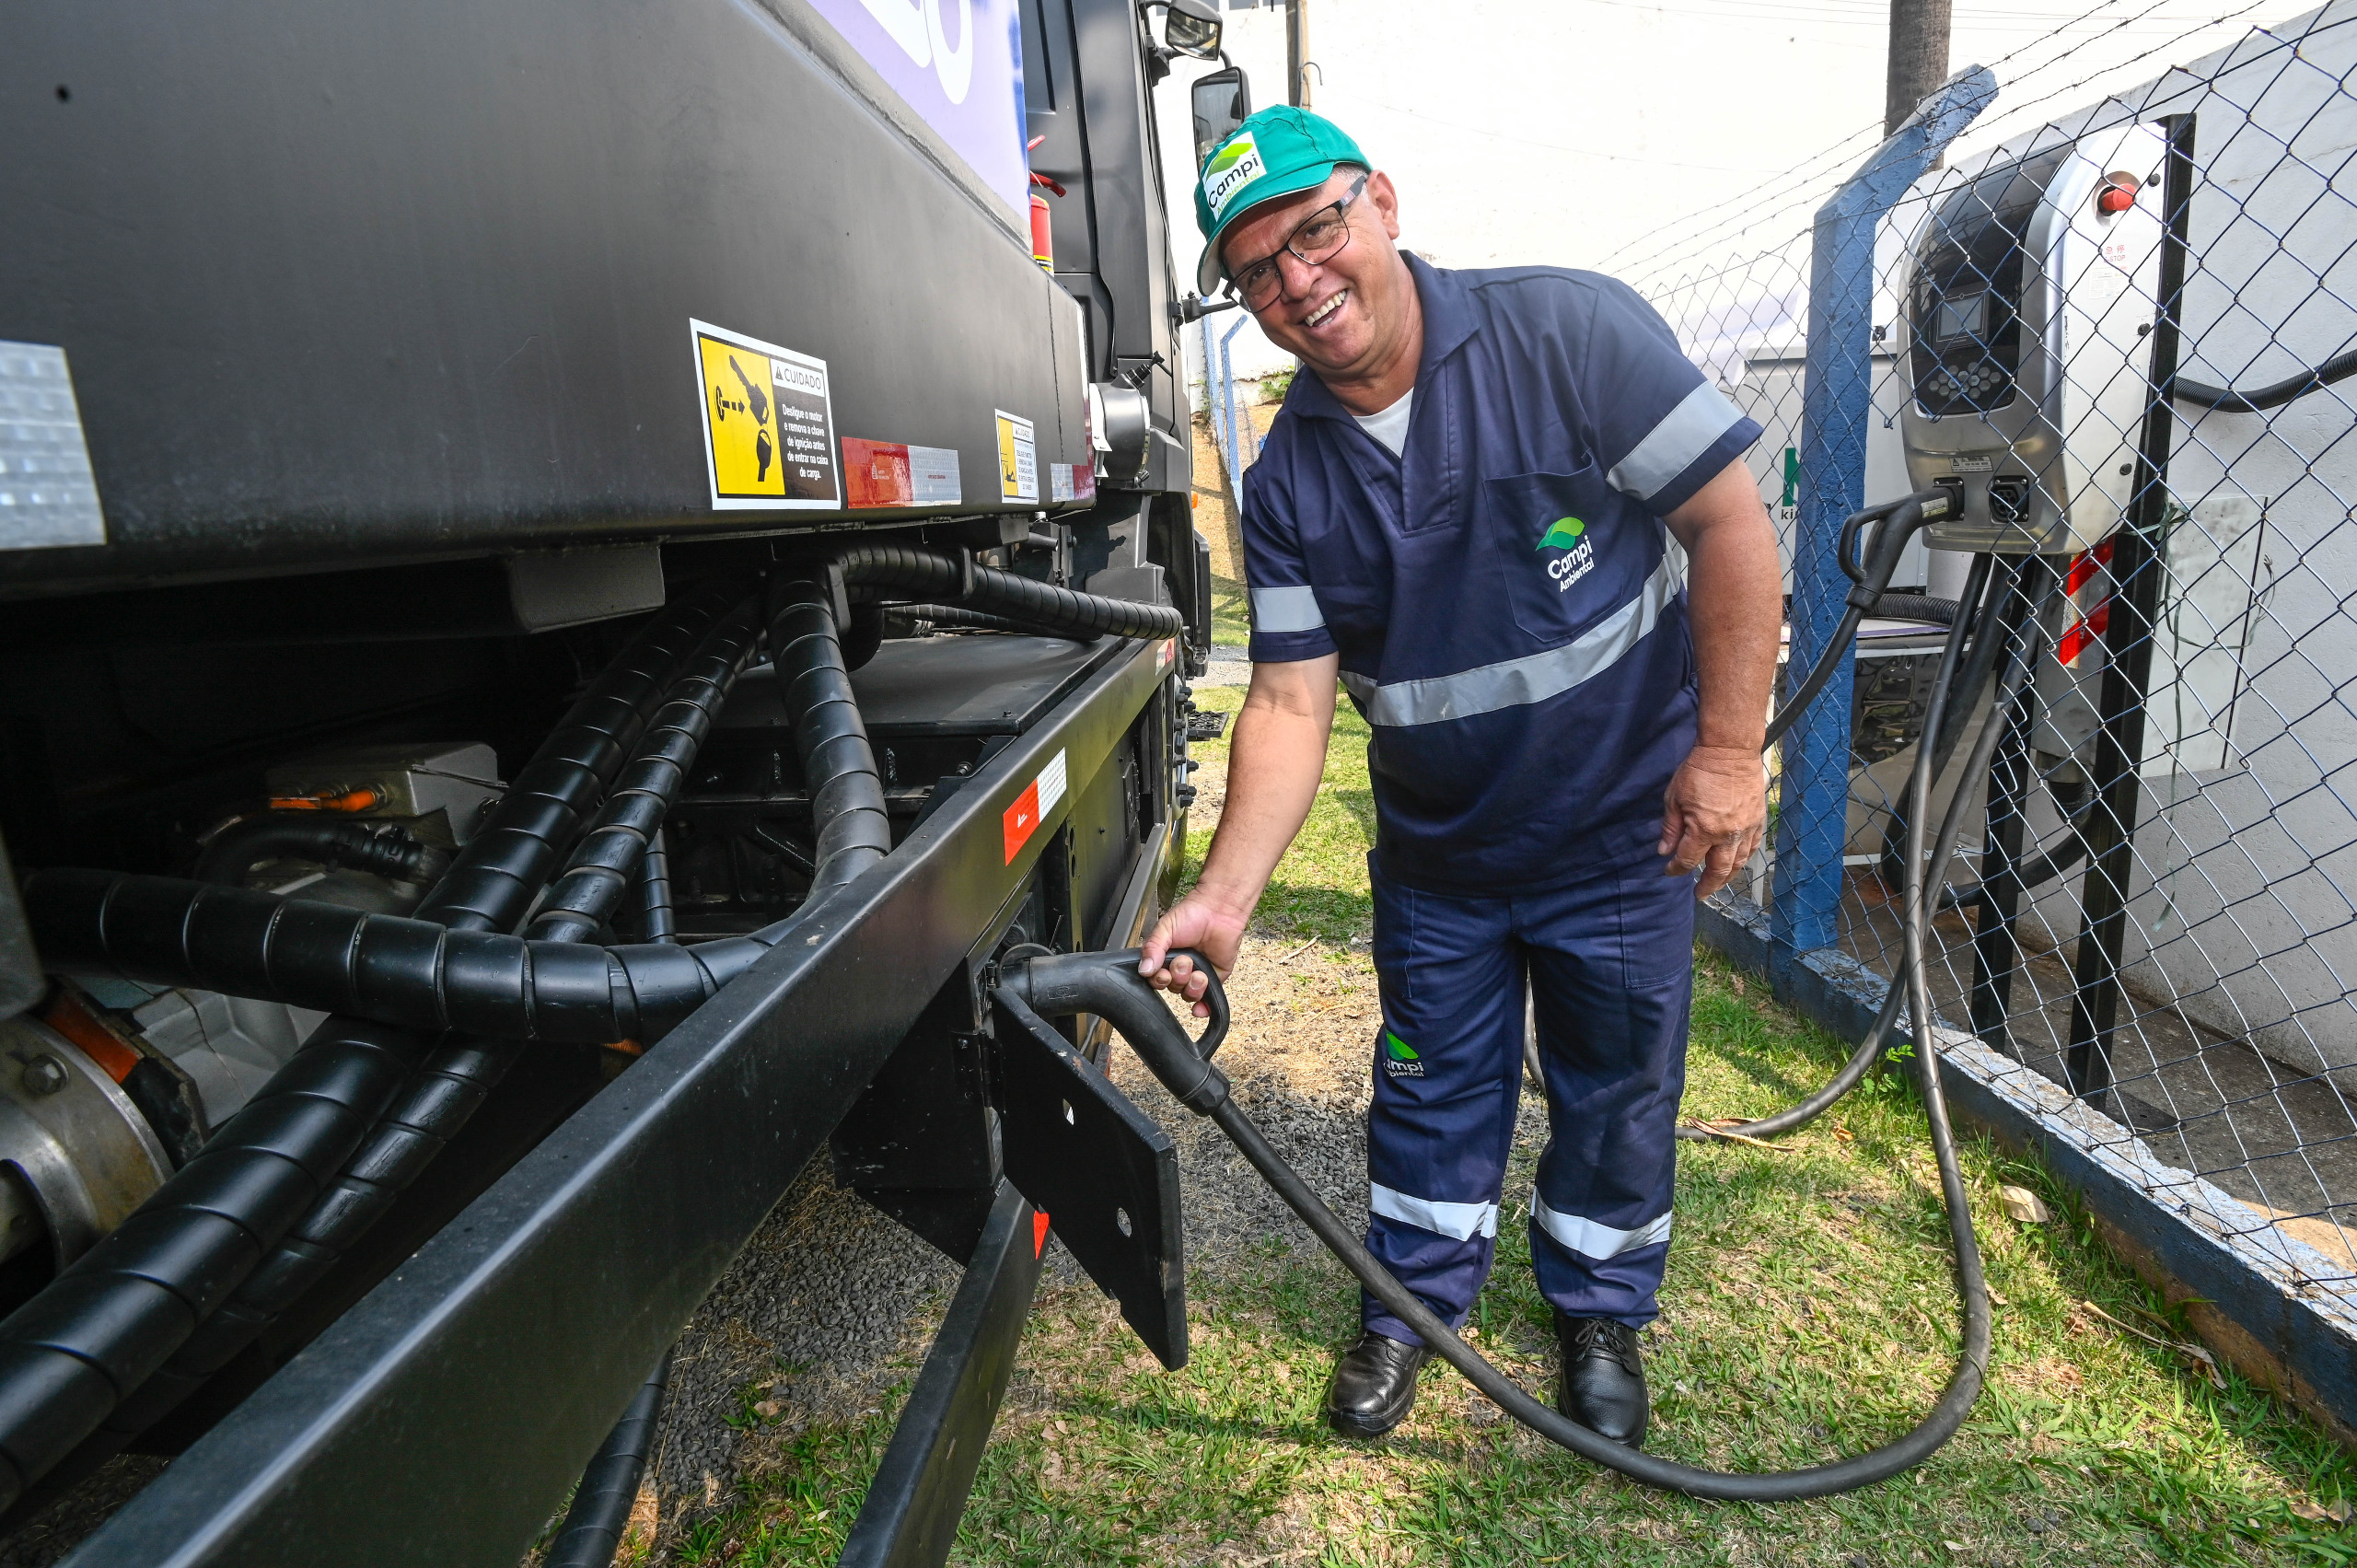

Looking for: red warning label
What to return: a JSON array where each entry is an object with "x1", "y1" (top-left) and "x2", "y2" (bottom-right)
[
  {"x1": 842, "y1": 437, "x2": 964, "y2": 509},
  {"x1": 1001, "y1": 749, "x2": 1069, "y2": 864}
]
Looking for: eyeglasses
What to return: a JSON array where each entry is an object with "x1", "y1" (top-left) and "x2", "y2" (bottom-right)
[{"x1": 1226, "y1": 173, "x2": 1369, "y2": 310}]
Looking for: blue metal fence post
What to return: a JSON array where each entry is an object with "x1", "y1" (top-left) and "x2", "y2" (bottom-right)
[{"x1": 1772, "y1": 66, "x2": 1997, "y2": 990}]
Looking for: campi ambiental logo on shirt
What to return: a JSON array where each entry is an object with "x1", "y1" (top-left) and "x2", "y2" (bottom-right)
[
  {"x1": 1202, "y1": 133, "x2": 1267, "y2": 220},
  {"x1": 1382, "y1": 1028, "x2": 1423, "y2": 1077},
  {"x1": 1537, "y1": 516, "x2": 1596, "y2": 592}
]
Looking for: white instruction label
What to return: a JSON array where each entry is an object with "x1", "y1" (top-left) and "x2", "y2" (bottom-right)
[{"x1": 910, "y1": 446, "x2": 962, "y2": 505}]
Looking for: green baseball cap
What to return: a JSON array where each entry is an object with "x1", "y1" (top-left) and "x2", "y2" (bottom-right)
[{"x1": 1193, "y1": 106, "x2": 1369, "y2": 295}]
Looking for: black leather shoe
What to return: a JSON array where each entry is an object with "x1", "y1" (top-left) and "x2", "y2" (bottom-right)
[
  {"x1": 1556, "y1": 1313, "x2": 1649, "y2": 1447},
  {"x1": 1325, "y1": 1330, "x2": 1429, "y2": 1437}
]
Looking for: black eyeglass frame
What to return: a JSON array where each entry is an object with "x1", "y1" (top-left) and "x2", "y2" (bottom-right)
[{"x1": 1223, "y1": 172, "x2": 1371, "y2": 308}]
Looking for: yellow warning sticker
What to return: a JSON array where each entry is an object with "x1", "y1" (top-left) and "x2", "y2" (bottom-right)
[
  {"x1": 691, "y1": 319, "x2": 840, "y2": 511},
  {"x1": 994, "y1": 409, "x2": 1038, "y2": 504}
]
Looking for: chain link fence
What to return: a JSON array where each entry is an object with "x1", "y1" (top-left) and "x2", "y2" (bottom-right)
[{"x1": 1637, "y1": 1, "x2": 2357, "y2": 1307}]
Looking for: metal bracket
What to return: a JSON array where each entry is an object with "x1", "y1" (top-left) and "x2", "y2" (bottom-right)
[{"x1": 990, "y1": 991, "x2": 1187, "y2": 1369}]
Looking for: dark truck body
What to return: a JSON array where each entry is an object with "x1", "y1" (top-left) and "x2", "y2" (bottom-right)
[{"x1": 0, "y1": 3, "x2": 1225, "y2": 1560}]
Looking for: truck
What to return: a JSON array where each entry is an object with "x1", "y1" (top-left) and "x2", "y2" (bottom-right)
[{"x1": 0, "y1": 2, "x2": 1251, "y2": 1560}]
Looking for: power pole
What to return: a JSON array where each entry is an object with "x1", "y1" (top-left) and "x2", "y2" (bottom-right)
[
  {"x1": 1286, "y1": 0, "x2": 1311, "y2": 109},
  {"x1": 1886, "y1": 0, "x2": 1952, "y2": 135}
]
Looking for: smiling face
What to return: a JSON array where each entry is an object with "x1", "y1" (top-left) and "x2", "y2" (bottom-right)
[{"x1": 1217, "y1": 168, "x2": 1421, "y2": 411}]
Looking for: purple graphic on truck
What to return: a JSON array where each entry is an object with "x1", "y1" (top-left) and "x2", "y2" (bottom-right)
[{"x1": 804, "y1": 0, "x2": 1029, "y2": 221}]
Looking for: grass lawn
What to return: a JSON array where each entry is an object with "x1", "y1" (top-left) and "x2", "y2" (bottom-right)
[{"x1": 664, "y1": 685, "x2": 2357, "y2": 1567}]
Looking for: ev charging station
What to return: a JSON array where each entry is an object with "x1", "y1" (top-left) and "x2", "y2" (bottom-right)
[
  {"x1": 1895, "y1": 122, "x2": 2269, "y2": 783},
  {"x1": 1899, "y1": 123, "x2": 2170, "y2": 558}
]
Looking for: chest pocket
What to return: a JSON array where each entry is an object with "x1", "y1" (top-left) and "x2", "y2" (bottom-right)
[{"x1": 1481, "y1": 466, "x2": 1656, "y2": 646}]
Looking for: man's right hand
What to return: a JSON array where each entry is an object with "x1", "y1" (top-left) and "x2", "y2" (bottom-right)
[
  {"x1": 1139, "y1": 653, "x2": 1341, "y2": 1017},
  {"x1": 1139, "y1": 890, "x2": 1251, "y2": 1018}
]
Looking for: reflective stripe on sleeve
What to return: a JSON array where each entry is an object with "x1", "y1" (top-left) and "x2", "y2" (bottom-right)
[
  {"x1": 1606, "y1": 381, "x2": 1747, "y2": 504},
  {"x1": 1369, "y1": 1183, "x2": 1501, "y2": 1241},
  {"x1": 1338, "y1": 557, "x2": 1676, "y2": 726},
  {"x1": 1250, "y1": 584, "x2": 1326, "y2": 633},
  {"x1": 1530, "y1": 1191, "x2": 1673, "y2": 1259}
]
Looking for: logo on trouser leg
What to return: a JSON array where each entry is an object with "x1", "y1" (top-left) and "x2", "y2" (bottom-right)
[{"x1": 1382, "y1": 1028, "x2": 1424, "y2": 1078}]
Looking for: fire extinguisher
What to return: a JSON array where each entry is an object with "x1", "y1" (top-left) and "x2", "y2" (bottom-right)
[
  {"x1": 1030, "y1": 191, "x2": 1054, "y2": 273},
  {"x1": 1028, "y1": 135, "x2": 1063, "y2": 273}
]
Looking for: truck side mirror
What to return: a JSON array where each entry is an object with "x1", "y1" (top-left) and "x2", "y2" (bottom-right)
[
  {"x1": 1191, "y1": 66, "x2": 1251, "y2": 169},
  {"x1": 1164, "y1": 0, "x2": 1224, "y2": 60}
]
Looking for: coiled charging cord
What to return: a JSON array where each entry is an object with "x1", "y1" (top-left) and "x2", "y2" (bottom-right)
[{"x1": 1001, "y1": 505, "x2": 2041, "y2": 1498}]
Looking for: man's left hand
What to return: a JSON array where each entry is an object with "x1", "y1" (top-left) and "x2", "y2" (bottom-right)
[{"x1": 1659, "y1": 744, "x2": 1766, "y2": 899}]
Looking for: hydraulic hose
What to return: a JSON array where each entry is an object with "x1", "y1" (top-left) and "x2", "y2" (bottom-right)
[
  {"x1": 999, "y1": 946, "x2": 1991, "y2": 1500},
  {"x1": 2172, "y1": 346, "x2": 2357, "y2": 412},
  {"x1": 195, "y1": 816, "x2": 451, "y2": 890},
  {"x1": 833, "y1": 542, "x2": 1186, "y2": 642},
  {"x1": 0, "y1": 583, "x2": 738, "y2": 1512}
]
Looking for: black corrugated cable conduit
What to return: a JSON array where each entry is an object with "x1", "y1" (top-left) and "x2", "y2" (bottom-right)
[
  {"x1": 635, "y1": 826, "x2": 678, "y2": 943},
  {"x1": 549, "y1": 836, "x2": 687, "y2": 1568},
  {"x1": 833, "y1": 541, "x2": 1186, "y2": 642},
  {"x1": 528, "y1": 605, "x2": 765, "y2": 944},
  {"x1": 195, "y1": 816, "x2": 451, "y2": 890},
  {"x1": 546, "y1": 1349, "x2": 673, "y2": 1568},
  {"x1": 60, "y1": 598, "x2": 771, "y2": 1468},
  {"x1": 772, "y1": 564, "x2": 894, "y2": 896},
  {"x1": 20, "y1": 575, "x2": 899, "y2": 1052},
  {"x1": 889, "y1": 603, "x2": 1094, "y2": 641},
  {"x1": 0, "y1": 583, "x2": 737, "y2": 1512},
  {"x1": 1868, "y1": 593, "x2": 1959, "y2": 625}
]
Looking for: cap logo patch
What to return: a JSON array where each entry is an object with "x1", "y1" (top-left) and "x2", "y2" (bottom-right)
[{"x1": 1203, "y1": 133, "x2": 1268, "y2": 220}]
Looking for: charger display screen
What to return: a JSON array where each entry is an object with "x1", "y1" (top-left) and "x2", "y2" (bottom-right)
[{"x1": 1933, "y1": 292, "x2": 1988, "y2": 343}]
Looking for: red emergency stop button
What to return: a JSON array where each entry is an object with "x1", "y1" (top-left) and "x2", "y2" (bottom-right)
[{"x1": 2096, "y1": 175, "x2": 2139, "y2": 215}]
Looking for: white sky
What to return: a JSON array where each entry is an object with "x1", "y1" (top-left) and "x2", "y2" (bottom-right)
[{"x1": 1161, "y1": 0, "x2": 2319, "y2": 377}]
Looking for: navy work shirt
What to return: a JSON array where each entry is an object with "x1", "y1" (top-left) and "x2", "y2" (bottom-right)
[{"x1": 1240, "y1": 257, "x2": 1761, "y2": 893}]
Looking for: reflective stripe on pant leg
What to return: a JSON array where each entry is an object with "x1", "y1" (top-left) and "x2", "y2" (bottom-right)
[
  {"x1": 1529, "y1": 1195, "x2": 1669, "y2": 1258},
  {"x1": 1520, "y1": 860, "x2": 1696, "y2": 1326},
  {"x1": 1362, "y1": 866, "x2": 1523, "y2": 1346}
]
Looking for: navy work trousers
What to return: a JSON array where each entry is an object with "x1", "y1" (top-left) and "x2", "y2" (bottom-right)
[{"x1": 1362, "y1": 857, "x2": 1695, "y2": 1342}]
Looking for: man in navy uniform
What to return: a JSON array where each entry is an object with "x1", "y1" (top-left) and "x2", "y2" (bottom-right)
[{"x1": 1143, "y1": 108, "x2": 1782, "y2": 1447}]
